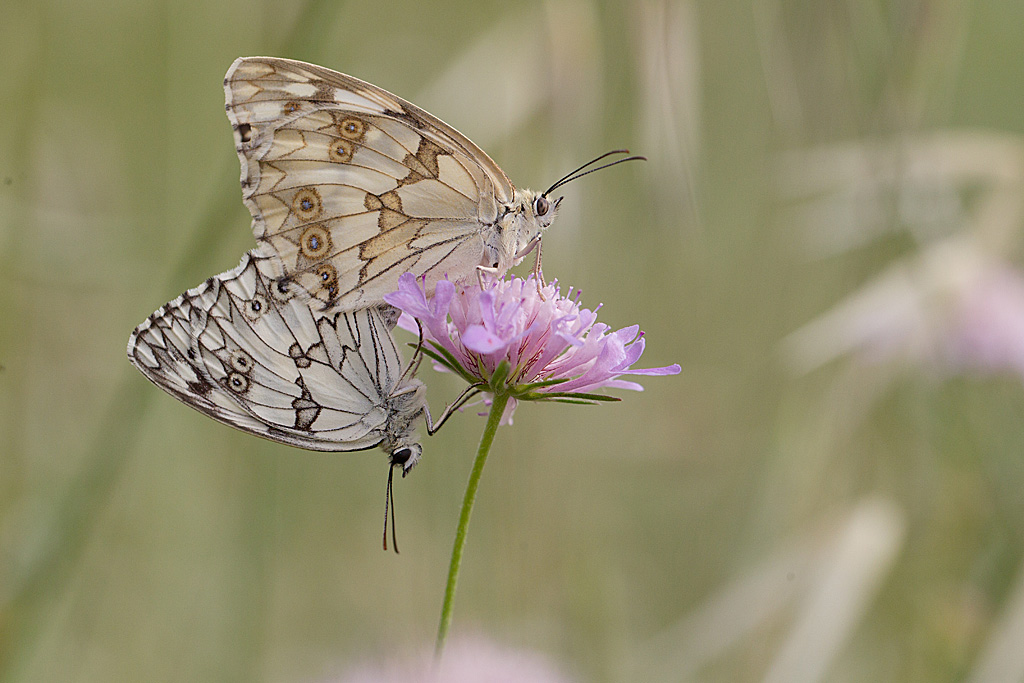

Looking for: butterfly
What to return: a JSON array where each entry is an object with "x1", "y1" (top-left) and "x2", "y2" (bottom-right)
[
  {"x1": 127, "y1": 250, "x2": 430, "y2": 471},
  {"x1": 128, "y1": 250, "x2": 489, "y2": 549},
  {"x1": 224, "y1": 56, "x2": 642, "y2": 311}
]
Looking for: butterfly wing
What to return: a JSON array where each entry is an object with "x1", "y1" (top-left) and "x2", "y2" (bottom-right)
[
  {"x1": 127, "y1": 285, "x2": 272, "y2": 434},
  {"x1": 225, "y1": 56, "x2": 514, "y2": 311},
  {"x1": 128, "y1": 251, "x2": 415, "y2": 451}
]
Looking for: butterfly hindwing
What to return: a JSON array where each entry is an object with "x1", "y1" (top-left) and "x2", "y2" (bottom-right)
[
  {"x1": 127, "y1": 289, "x2": 271, "y2": 435},
  {"x1": 128, "y1": 251, "x2": 417, "y2": 451},
  {"x1": 224, "y1": 57, "x2": 513, "y2": 311}
]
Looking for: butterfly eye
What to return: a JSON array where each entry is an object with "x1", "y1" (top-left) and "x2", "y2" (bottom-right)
[
  {"x1": 534, "y1": 196, "x2": 550, "y2": 216},
  {"x1": 390, "y1": 444, "x2": 422, "y2": 474}
]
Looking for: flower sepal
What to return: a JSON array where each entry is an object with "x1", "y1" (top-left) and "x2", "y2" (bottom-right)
[
  {"x1": 487, "y1": 360, "x2": 512, "y2": 394},
  {"x1": 418, "y1": 342, "x2": 482, "y2": 386},
  {"x1": 512, "y1": 389, "x2": 623, "y2": 404}
]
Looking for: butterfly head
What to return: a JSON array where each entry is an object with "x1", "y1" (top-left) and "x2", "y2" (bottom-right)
[
  {"x1": 489, "y1": 190, "x2": 560, "y2": 272},
  {"x1": 518, "y1": 189, "x2": 562, "y2": 231},
  {"x1": 389, "y1": 443, "x2": 422, "y2": 476},
  {"x1": 496, "y1": 151, "x2": 646, "y2": 270}
]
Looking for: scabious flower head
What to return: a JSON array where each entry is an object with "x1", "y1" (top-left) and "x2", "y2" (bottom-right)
[
  {"x1": 944, "y1": 265, "x2": 1024, "y2": 377},
  {"x1": 384, "y1": 273, "x2": 680, "y2": 422},
  {"x1": 330, "y1": 635, "x2": 577, "y2": 683},
  {"x1": 783, "y1": 239, "x2": 1024, "y2": 382}
]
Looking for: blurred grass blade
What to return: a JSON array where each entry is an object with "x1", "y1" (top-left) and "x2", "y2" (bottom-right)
[{"x1": 0, "y1": 1, "x2": 338, "y2": 677}]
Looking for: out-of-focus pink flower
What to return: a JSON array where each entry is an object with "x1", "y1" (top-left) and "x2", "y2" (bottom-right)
[
  {"x1": 384, "y1": 273, "x2": 680, "y2": 422},
  {"x1": 945, "y1": 266, "x2": 1024, "y2": 376},
  {"x1": 784, "y1": 239, "x2": 1024, "y2": 382},
  {"x1": 330, "y1": 635, "x2": 576, "y2": 683}
]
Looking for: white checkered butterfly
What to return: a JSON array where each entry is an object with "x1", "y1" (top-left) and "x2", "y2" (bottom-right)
[{"x1": 127, "y1": 250, "x2": 472, "y2": 549}]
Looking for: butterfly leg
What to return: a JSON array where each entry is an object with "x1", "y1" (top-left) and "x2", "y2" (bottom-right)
[
  {"x1": 531, "y1": 239, "x2": 547, "y2": 294},
  {"x1": 397, "y1": 319, "x2": 427, "y2": 385},
  {"x1": 474, "y1": 235, "x2": 545, "y2": 292},
  {"x1": 475, "y1": 265, "x2": 499, "y2": 289},
  {"x1": 514, "y1": 233, "x2": 542, "y2": 266},
  {"x1": 511, "y1": 234, "x2": 546, "y2": 297},
  {"x1": 409, "y1": 320, "x2": 426, "y2": 371},
  {"x1": 423, "y1": 383, "x2": 486, "y2": 435}
]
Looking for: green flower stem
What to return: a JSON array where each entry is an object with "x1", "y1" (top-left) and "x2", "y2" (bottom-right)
[{"x1": 435, "y1": 392, "x2": 510, "y2": 659}]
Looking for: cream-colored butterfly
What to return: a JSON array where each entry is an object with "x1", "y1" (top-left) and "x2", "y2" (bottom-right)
[
  {"x1": 127, "y1": 250, "x2": 455, "y2": 473},
  {"x1": 224, "y1": 56, "x2": 642, "y2": 311}
]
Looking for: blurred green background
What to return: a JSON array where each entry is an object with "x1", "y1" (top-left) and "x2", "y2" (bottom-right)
[{"x1": 4, "y1": 0, "x2": 1024, "y2": 681}]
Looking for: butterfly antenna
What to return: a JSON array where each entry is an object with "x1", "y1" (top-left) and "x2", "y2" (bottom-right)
[
  {"x1": 383, "y1": 462, "x2": 400, "y2": 553},
  {"x1": 544, "y1": 150, "x2": 646, "y2": 196},
  {"x1": 543, "y1": 150, "x2": 627, "y2": 195}
]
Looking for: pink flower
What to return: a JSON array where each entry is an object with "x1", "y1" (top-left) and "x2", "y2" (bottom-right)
[
  {"x1": 329, "y1": 635, "x2": 576, "y2": 683},
  {"x1": 945, "y1": 266, "x2": 1024, "y2": 376},
  {"x1": 783, "y1": 241, "x2": 1024, "y2": 383},
  {"x1": 384, "y1": 273, "x2": 680, "y2": 421}
]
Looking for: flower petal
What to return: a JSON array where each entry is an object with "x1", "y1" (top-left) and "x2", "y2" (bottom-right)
[
  {"x1": 626, "y1": 363, "x2": 682, "y2": 376},
  {"x1": 383, "y1": 273, "x2": 431, "y2": 318},
  {"x1": 463, "y1": 324, "x2": 509, "y2": 354}
]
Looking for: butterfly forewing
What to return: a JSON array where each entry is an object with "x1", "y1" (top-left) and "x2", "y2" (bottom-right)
[
  {"x1": 128, "y1": 251, "x2": 420, "y2": 452},
  {"x1": 225, "y1": 57, "x2": 514, "y2": 311}
]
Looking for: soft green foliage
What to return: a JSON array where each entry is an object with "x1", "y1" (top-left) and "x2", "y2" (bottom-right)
[{"x1": 2, "y1": 1, "x2": 1024, "y2": 682}]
